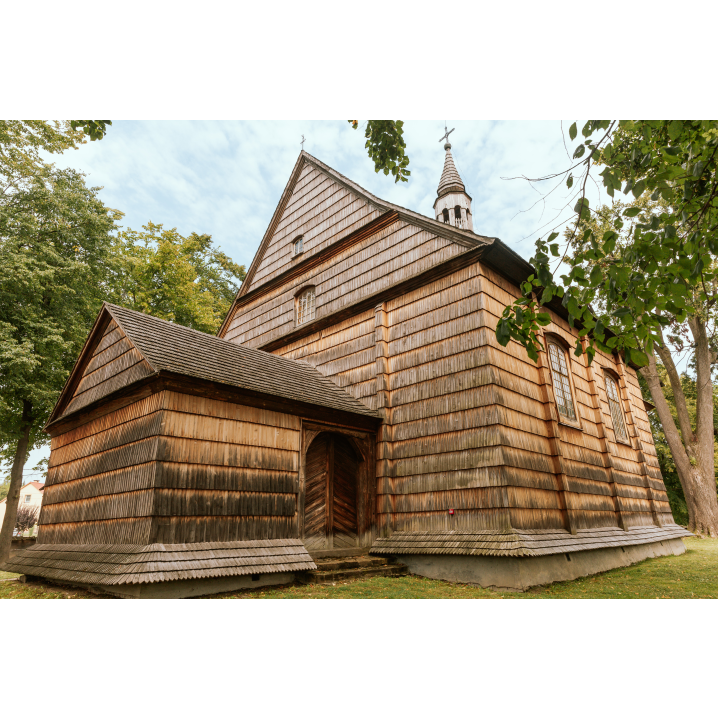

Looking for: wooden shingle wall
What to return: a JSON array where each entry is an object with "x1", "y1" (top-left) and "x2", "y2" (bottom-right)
[
  {"x1": 41, "y1": 390, "x2": 302, "y2": 546},
  {"x1": 249, "y1": 163, "x2": 384, "y2": 291},
  {"x1": 274, "y1": 309, "x2": 378, "y2": 410},
  {"x1": 479, "y1": 263, "x2": 671, "y2": 531},
  {"x1": 61, "y1": 319, "x2": 154, "y2": 417},
  {"x1": 224, "y1": 218, "x2": 469, "y2": 349},
  {"x1": 266, "y1": 259, "x2": 673, "y2": 537},
  {"x1": 42, "y1": 392, "x2": 164, "y2": 544},
  {"x1": 151, "y1": 392, "x2": 300, "y2": 543}
]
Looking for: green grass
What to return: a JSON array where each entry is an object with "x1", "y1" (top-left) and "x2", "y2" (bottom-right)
[{"x1": 2, "y1": 537, "x2": 716, "y2": 599}]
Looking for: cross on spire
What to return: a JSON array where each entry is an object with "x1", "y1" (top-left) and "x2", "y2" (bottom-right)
[
  {"x1": 301, "y1": 134, "x2": 306, "y2": 150},
  {"x1": 439, "y1": 123, "x2": 455, "y2": 146}
]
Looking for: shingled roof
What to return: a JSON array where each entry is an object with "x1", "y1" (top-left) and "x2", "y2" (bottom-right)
[
  {"x1": 50, "y1": 303, "x2": 380, "y2": 424},
  {"x1": 437, "y1": 145, "x2": 466, "y2": 197}
]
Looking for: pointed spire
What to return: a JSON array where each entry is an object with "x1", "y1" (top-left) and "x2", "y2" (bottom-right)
[
  {"x1": 433, "y1": 126, "x2": 474, "y2": 232},
  {"x1": 437, "y1": 144, "x2": 466, "y2": 198}
]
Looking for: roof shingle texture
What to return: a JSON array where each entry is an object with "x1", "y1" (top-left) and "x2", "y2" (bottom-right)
[
  {"x1": 105, "y1": 303, "x2": 379, "y2": 419},
  {"x1": 437, "y1": 147, "x2": 465, "y2": 197},
  {"x1": 370, "y1": 525, "x2": 691, "y2": 558},
  {"x1": 3, "y1": 539, "x2": 316, "y2": 585}
]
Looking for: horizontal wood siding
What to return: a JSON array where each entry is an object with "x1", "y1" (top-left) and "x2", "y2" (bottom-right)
[
  {"x1": 250, "y1": 163, "x2": 384, "y2": 290},
  {"x1": 225, "y1": 219, "x2": 469, "y2": 349},
  {"x1": 40, "y1": 390, "x2": 303, "y2": 545},
  {"x1": 41, "y1": 392, "x2": 164, "y2": 544},
  {"x1": 151, "y1": 393, "x2": 301, "y2": 543},
  {"x1": 264, "y1": 258, "x2": 673, "y2": 537}
]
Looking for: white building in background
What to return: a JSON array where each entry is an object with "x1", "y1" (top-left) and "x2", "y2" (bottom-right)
[{"x1": 0, "y1": 481, "x2": 45, "y2": 536}]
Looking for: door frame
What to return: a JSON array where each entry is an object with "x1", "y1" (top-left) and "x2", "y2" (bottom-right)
[{"x1": 299, "y1": 420, "x2": 376, "y2": 556}]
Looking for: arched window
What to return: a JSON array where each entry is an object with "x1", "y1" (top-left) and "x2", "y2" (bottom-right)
[
  {"x1": 547, "y1": 342, "x2": 577, "y2": 422},
  {"x1": 442, "y1": 208, "x2": 450, "y2": 223},
  {"x1": 292, "y1": 236, "x2": 304, "y2": 257},
  {"x1": 296, "y1": 286, "x2": 315, "y2": 326},
  {"x1": 454, "y1": 206, "x2": 463, "y2": 228},
  {"x1": 605, "y1": 374, "x2": 628, "y2": 441}
]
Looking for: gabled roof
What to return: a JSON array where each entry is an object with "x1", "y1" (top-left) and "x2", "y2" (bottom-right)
[
  {"x1": 48, "y1": 303, "x2": 381, "y2": 426},
  {"x1": 24, "y1": 481, "x2": 45, "y2": 491},
  {"x1": 219, "y1": 151, "x2": 501, "y2": 336}
]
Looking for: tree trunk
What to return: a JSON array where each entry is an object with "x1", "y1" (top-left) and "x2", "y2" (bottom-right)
[
  {"x1": 640, "y1": 335, "x2": 718, "y2": 538},
  {"x1": 0, "y1": 401, "x2": 33, "y2": 566}
]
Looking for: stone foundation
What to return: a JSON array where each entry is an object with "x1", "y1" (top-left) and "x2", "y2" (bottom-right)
[{"x1": 395, "y1": 538, "x2": 687, "y2": 591}]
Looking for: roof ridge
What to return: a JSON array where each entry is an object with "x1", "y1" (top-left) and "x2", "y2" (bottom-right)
[{"x1": 302, "y1": 151, "x2": 488, "y2": 246}]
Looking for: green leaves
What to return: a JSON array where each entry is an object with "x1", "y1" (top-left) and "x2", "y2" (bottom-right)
[
  {"x1": 668, "y1": 120, "x2": 683, "y2": 141},
  {"x1": 355, "y1": 120, "x2": 410, "y2": 183},
  {"x1": 632, "y1": 179, "x2": 646, "y2": 198},
  {"x1": 536, "y1": 313, "x2": 551, "y2": 326},
  {"x1": 69, "y1": 121, "x2": 112, "y2": 142},
  {"x1": 499, "y1": 119, "x2": 718, "y2": 375}
]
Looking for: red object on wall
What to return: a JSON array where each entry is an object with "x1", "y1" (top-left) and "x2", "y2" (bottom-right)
[{"x1": 449, "y1": 509, "x2": 455, "y2": 515}]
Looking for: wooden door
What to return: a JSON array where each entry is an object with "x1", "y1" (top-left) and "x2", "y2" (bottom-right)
[{"x1": 303, "y1": 433, "x2": 359, "y2": 550}]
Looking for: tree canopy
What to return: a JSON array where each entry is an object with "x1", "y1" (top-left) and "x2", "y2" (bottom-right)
[
  {"x1": 494, "y1": 120, "x2": 718, "y2": 536},
  {"x1": 349, "y1": 121, "x2": 410, "y2": 183},
  {"x1": 112, "y1": 223, "x2": 246, "y2": 334}
]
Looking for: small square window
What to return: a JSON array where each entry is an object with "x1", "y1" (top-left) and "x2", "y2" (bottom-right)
[{"x1": 24, "y1": 495, "x2": 31, "y2": 503}]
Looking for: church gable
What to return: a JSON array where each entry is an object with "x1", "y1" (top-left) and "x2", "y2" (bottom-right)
[
  {"x1": 56, "y1": 313, "x2": 154, "y2": 419},
  {"x1": 222, "y1": 217, "x2": 471, "y2": 349},
  {"x1": 246, "y1": 160, "x2": 383, "y2": 293}
]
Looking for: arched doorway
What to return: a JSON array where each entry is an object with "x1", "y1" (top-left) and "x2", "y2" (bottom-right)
[{"x1": 303, "y1": 432, "x2": 360, "y2": 551}]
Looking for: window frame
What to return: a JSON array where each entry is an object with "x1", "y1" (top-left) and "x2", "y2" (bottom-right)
[
  {"x1": 295, "y1": 286, "x2": 316, "y2": 327},
  {"x1": 546, "y1": 338, "x2": 582, "y2": 429},
  {"x1": 604, "y1": 371, "x2": 631, "y2": 445},
  {"x1": 24, "y1": 494, "x2": 31, "y2": 503},
  {"x1": 292, "y1": 235, "x2": 304, "y2": 258}
]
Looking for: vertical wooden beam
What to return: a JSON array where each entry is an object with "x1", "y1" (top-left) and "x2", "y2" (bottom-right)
[
  {"x1": 327, "y1": 435, "x2": 335, "y2": 549},
  {"x1": 535, "y1": 328, "x2": 577, "y2": 534},
  {"x1": 374, "y1": 302, "x2": 393, "y2": 530},
  {"x1": 615, "y1": 355, "x2": 662, "y2": 527},
  {"x1": 579, "y1": 338, "x2": 628, "y2": 530}
]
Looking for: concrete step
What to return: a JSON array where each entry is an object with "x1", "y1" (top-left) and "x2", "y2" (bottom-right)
[{"x1": 298, "y1": 558, "x2": 409, "y2": 584}]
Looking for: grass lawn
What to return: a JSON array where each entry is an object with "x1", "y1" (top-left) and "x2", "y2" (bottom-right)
[{"x1": 1, "y1": 537, "x2": 716, "y2": 600}]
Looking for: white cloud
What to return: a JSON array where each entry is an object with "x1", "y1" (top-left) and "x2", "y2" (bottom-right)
[{"x1": 50, "y1": 120, "x2": 606, "y2": 270}]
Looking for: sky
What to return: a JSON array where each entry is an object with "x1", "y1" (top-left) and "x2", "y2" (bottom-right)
[
  {"x1": 47, "y1": 120, "x2": 597, "y2": 266},
  {"x1": 14, "y1": 119, "x2": 644, "y2": 482}
]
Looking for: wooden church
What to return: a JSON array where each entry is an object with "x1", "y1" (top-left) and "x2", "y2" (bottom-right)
[{"x1": 4, "y1": 137, "x2": 690, "y2": 596}]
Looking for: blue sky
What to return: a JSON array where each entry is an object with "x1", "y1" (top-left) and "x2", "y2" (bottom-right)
[
  {"x1": 49, "y1": 120, "x2": 595, "y2": 266},
  {"x1": 17, "y1": 119, "x2": 626, "y2": 481}
]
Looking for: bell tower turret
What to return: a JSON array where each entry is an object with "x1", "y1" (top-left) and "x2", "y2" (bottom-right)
[{"x1": 433, "y1": 125, "x2": 473, "y2": 232}]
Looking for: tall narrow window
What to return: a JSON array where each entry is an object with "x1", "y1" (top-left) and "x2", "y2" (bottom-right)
[
  {"x1": 442, "y1": 208, "x2": 450, "y2": 223},
  {"x1": 296, "y1": 286, "x2": 315, "y2": 326},
  {"x1": 605, "y1": 374, "x2": 628, "y2": 441},
  {"x1": 454, "y1": 206, "x2": 463, "y2": 228},
  {"x1": 292, "y1": 236, "x2": 304, "y2": 256},
  {"x1": 548, "y1": 342, "x2": 577, "y2": 421}
]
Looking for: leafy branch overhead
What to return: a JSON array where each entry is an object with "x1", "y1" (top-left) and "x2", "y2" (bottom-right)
[
  {"x1": 496, "y1": 120, "x2": 718, "y2": 368},
  {"x1": 69, "y1": 121, "x2": 112, "y2": 141},
  {"x1": 349, "y1": 120, "x2": 410, "y2": 183}
]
